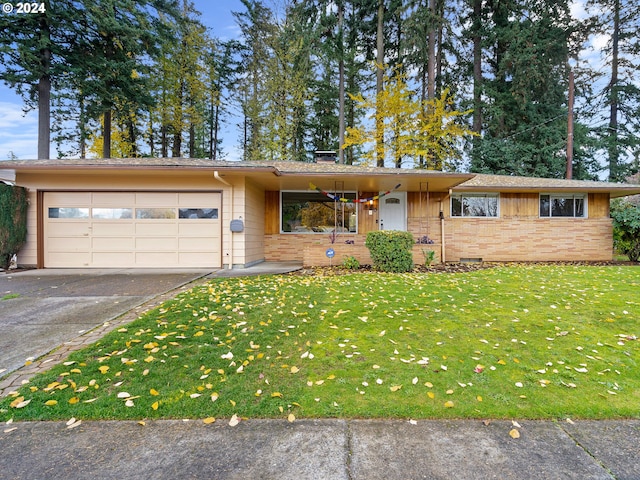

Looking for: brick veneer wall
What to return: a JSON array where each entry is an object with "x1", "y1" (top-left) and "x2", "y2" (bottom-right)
[
  {"x1": 265, "y1": 217, "x2": 613, "y2": 264},
  {"x1": 445, "y1": 217, "x2": 614, "y2": 262},
  {"x1": 264, "y1": 234, "x2": 441, "y2": 266}
]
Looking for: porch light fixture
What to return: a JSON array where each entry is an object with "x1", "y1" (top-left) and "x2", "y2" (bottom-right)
[{"x1": 367, "y1": 199, "x2": 376, "y2": 215}]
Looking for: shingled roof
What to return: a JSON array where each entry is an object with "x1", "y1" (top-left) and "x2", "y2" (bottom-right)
[{"x1": 1, "y1": 158, "x2": 639, "y2": 197}]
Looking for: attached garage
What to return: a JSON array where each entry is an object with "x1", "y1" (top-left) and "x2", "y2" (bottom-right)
[{"x1": 43, "y1": 191, "x2": 222, "y2": 268}]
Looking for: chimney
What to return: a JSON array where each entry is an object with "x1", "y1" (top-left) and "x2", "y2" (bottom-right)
[{"x1": 314, "y1": 150, "x2": 337, "y2": 164}]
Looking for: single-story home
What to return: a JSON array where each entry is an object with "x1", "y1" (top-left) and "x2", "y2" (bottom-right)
[{"x1": 1, "y1": 157, "x2": 640, "y2": 269}]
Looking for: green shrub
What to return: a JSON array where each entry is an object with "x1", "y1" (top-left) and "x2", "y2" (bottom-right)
[
  {"x1": 0, "y1": 184, "x2": 28, "y2": 270},
  {"x1": 422, "y1": 249, "x2": 435, "y2": 266},
  {"x1": 342, "y1": 255, "x2": 360, "y2": 270},
  {"x1": 365, "y1": 230, "x2": 414, "y2": 272},
  {"x1": 611, "y1": 199, "x2": 640, "y2": 262}
]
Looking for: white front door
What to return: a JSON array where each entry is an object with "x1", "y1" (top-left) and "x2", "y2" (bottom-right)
[{"x1": 379, "y1": 192, "x2": 407, "y2": 231}]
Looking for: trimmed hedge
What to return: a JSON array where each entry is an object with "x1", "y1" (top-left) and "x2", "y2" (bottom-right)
[
  {"x1": 365, "y1": 230, "x2": 414, "y2": 272},
  {"x1": 0, "y1": 184, "x2": 28, "y2": 270}
]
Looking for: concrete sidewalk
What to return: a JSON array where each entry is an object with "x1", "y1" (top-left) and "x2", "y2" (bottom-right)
[{"x1": 1, "y1": 418, "x2": 639, "y2": 479}]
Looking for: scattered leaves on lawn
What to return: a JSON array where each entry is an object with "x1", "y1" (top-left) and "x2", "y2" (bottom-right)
[{"x1": 2, "y1": 265, "x2": 639, "y2": 422}]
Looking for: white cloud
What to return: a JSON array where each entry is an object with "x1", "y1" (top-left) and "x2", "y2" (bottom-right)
[
  {"x1": 570, "y1": 0, "x2": 589, "y2": 20},
  {"x1": 0, "y1": 101, "x2": 38, "y2": 160}
]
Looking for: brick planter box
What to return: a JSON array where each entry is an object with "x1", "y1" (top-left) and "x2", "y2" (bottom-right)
[{"x1": 303, "y1": 242, "x2": 441, "y2": 267}]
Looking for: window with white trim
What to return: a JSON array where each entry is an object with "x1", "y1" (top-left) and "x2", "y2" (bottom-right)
[
  {"x1": 539, "y1": 194, "x2": 586, "y2": 218},
  {"x1": 281, "y1": 191, "x2": 357, "y2": 233},
  {"x1": 451, "y1": 193, "x2": 499, "y2": 217}
]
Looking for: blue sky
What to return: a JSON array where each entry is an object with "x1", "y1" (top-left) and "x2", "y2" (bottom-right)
[{"x1": 0, "y1": 0, "x2": 243, "y2": 160}]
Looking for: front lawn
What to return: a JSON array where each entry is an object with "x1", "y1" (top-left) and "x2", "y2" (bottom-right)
[{"x1": 2, "y1": 264, "x2": 639, "y2": 422}]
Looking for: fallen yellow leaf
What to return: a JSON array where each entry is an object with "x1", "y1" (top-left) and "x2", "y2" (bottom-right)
[
  {"x1": 427, "y1": 392, "x2": 435, "y2": 399},
  {"x1": 203, "y1": 417, "x2": 216, "y2": 424},
  {"x1": 509, "y1": 429, "x2": 520, "y2": 439},
  {"x1": 150, "y1": 388, "x2": 159, "y2": 396},
  {"x1": 151, "y1": 401, "x2": 159, "y2": 410},
  {"x1": 229, "y1": 414, "x2": 239, "y2": 427},
  {"x1": 390, "y1": 385, "x2": 402, "y2": 392},
  {"x1": 271, "y1": 392, "x2": 283, "y2": 398},
  {"x1": 287, "y1": 413, "x2": 296, "y2": 423},
  {"x1": 98, "y1": 366, "x2": 110, "y2": 374},
  {"x1": 44, "y1": 400, "x2": 58, "y2": 406},
  {"x1": 444, "y1": 400, "x2": 454, "y2": 408},
  {"x1": 68, "y1": 397, "x2": 79, "y2": 405},
  {"x1": 290, "y1": 366, "x2": 300, "y2": 374}
]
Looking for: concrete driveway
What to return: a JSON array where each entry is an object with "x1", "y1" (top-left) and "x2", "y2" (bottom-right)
[{"x1": 0, "y1": 269, "x2": 212, "y2": 377}]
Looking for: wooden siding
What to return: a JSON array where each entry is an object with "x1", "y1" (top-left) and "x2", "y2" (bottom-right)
[
  {"x1": 500, "y1": 193, "x2": 538, "y2": 217},
  {"x1": 244, "y1": 179, "x2": 265, "y2": 265},
  {"x1": 589, "y1": 193, "x2": 610, "y2": 218},
  {"x1": 265, "y1": 191, "x2": 279, "y2": 234}
]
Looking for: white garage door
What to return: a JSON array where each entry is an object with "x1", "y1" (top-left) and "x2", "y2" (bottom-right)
[{"x1": 44, "y1": 192, "x2": 222, "y2": 268}]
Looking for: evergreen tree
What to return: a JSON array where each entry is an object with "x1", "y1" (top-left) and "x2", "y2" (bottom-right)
[
  {"x1": 469, "y1": 0, "x2": 587, "y2": 178},
  {"x1": 74, "y1": 0, "x2": 180, "y2": 158},
  {"x1": 0, "y1": 0, "x2": 83, "y2": 159},
  {"x1": 586, "y1": 0, "x2": 640, "y2": 181},
  {"x1": 234, "y1": 0, "x2": 276, "y2": 161}
]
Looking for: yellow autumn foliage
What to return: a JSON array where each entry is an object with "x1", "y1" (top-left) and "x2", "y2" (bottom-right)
[{"x1": 343, "y1": 64, "x2": 477, "y2": 169}]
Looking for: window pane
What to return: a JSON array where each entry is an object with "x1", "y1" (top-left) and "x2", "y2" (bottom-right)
[
  {"x1": 487, "y1": 196, "x2": 498, "y2": 216},
  {"x1": 281, "y1": 191, "x2": 357, "y2": 233},
  {"x1": 454, "y1": 194, "x2": 498, "y2": 217},
  {"x1": 575, "y1": 198, "x2": 585, "y2": 217},
  {"x1": 136, "y1": 208, "x2": 176, "y2": 219},
  {"x1": 551, "y1": 198, "x2": 574, "y2": 217},
  {"x1": 465, "y1": 197, "x2": 488, "y2": 216},
  {"x1": 451, "y1": 196, "x2": 462, "y2": 216},
  {"x1": 92, "y1": 208, "x2": 133, "y2": 219},
  {"x1": 179, "y1": 208, "x2": 218, "y2": 219},
  {"x1": 540, "y1": 195, "x2": 550, "y2": 216},
  {"x1": 48, "y1": 207, "x2": 89, "y2": 219}
]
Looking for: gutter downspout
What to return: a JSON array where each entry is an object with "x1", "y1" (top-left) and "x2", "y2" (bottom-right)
[
  {"x1": 440, "y1": 189, "x2": 452, "y2": 264},
  {"x1": 214, "y1": 171, "x2": 233, "y2": 270}
]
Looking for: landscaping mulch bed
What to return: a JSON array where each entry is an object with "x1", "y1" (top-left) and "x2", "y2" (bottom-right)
[{"x1": 292, "y1": 260, "x2": 636, "y2": 277}]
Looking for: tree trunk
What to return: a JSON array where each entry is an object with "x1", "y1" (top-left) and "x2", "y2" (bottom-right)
[
  {"x1": 37, "y1": 18, "x2": 51, "y2": 160},
  {"x1": 608, "y1": 0, "x2": 620, "y2": 181},
  {"x1": 338, "y1": 2, "x2": 345, "y2": 164},
  {"x1": 189, "y1": 123, "x2": 195, "y2": 158},
  {"x1": 161, "y1": 124, "x2": 168, "y2": 158},
  {"x1": 102, "y1": 109, "x2": 111, "y2": 158},
  {"x1": 471, "y1": 0, "x2": 483, "y2": 166},
  {"x1": 427, "y1": 0, "x2": 436, "y2": 101},
  {"x1": 376, "y1": 0, "x2": 385, "y2": 167}
]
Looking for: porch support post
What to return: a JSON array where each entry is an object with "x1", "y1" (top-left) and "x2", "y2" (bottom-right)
[{"x1": 440, "y1": 213, "x2": 445, "y2": 263}]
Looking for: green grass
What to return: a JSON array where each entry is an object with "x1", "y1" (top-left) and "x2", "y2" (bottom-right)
[
  {"x1": 2, "y1": 265, "x2": 640, "y2": 422},
  {"x1": 1, "y1": 293, "x2": 20, "y2": 301}
]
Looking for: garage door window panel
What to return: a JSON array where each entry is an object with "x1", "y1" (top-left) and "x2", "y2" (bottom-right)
[
  {"x1": 136, "y1": 208, "x2": 176, "y2": 219},
  {"x1": 92, "y1": 208, "x2": 133, "y2": 219},
  {"x1": 179, "y1": 208, "x2": 218, "y2": 219},
  {"x1": 48, "y1": 207, "x2": 89, "y2": 219}
]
